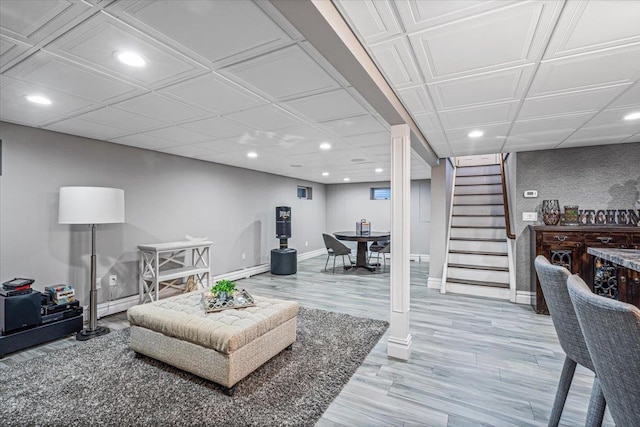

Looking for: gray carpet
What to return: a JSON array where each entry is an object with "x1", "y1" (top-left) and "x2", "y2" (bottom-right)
[{"x1": 0, "y1": 307, "x2": 388, "y2": 427}]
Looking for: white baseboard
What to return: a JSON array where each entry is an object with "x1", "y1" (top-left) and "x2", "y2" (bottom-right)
[
  {"x1": 90, "y1": 249, "x2": 327, "y2": 318},
  {"x1": 410, "y1": 254, "x2": 430, "y2": 263},
  {"x1": 427, "y1": 277, "x2": 441, "y2": 289},
  {"x1": 515, "y1": 291, "x2": 535, "y2": 305}
]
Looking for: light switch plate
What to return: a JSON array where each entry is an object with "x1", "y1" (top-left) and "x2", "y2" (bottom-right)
[
  {"x1": 524, "y1": 190, "x2": 538, "y2": 198},
  {"x1": 523, "y1": 212, "x2": 538, "y2": 221}
]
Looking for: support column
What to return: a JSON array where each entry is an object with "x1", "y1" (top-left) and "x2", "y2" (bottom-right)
[{"x1": 388, "y1": 124, "x2": 412, "y2": 360}]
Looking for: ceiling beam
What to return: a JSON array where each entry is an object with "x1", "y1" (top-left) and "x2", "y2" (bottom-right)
[{"x1": 269, "y1": 0, "x2": 440, "y2": 167}]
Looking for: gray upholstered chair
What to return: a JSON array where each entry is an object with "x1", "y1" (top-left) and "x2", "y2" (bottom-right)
[
  {"x1": 368, "y1": 240, "x2": 389, "y2": 262},
  {"x1": 534, "y1": 256, "x2": 606, "y2": 427},
  {"x1": 322, "y1": 233, "x2": 353, "y2": 273},
  {"x1": 567, "y1": 274, "x2": 640, "y2": 427}
]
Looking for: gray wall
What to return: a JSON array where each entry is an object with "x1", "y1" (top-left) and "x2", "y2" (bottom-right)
[
  {"x1": 515, "y1": 142, "x2": 640, "y2": 292},
  {"x1": 325, "y1": 180, "x2": 431, "y2": 255},
  {"x1": 0, "y1": 122, "x2": 327, "y2": 305}
]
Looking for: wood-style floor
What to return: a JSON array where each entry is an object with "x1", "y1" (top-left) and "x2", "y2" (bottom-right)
[{"x1": 1, "y1": 256, "x2": 613, "y2": 426}]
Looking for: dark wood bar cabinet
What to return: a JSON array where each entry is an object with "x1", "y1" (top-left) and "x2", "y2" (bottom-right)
[{"x1": 530, "y1": 225, "x2": 640, "y2": 314}]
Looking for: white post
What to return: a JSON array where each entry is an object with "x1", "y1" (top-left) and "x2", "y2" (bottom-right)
[{"x1": 388, "y1": 124, "x2": 412, "y2": 360}]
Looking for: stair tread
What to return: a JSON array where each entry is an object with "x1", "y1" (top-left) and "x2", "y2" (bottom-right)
[
  {"x1": 451, "y1": 225, "x2": 505, "y2": 229},
  {"x1": 449, "y1": 250, "x2": 508, "y2": 256},
  {"x1": 453, "y1": 203, "x2": 504, "y2": 206},
  {"x1": 455, "y1": 183, "x2": 502, "y2": 186},
  {"x1": 454, "y1": 192, "x2": 503, "y2": 196},
  {"x1": 452, "y1": 214, "x2": 504, "y2": 217},
  {"x1": 449, "y1": 263, "x2": 509, "y2": 272},
  {"x1": 447, "y1": 278, "x2": 510, "y2": 289},
  {"x1": 450, "y1": 237, "x2": 507, "y2": 242}
]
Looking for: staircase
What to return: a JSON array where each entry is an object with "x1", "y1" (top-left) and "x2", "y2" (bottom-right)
[{"x1": 443, "y1": 161, "x2": 511, "y2": 300}]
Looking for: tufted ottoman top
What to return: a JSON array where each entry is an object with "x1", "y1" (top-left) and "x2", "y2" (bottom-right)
[{"x1": 127, "y1": 292, "x2": 299, "y2": 354}]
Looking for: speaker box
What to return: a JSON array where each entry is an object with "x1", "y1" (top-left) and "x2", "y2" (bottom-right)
[{"x1": 0, "y1": 291, "x2": 42, "y2": 334}]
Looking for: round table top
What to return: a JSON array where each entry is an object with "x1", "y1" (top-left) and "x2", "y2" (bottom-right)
[{"x1": 333, "y1": 231, "x2": 390, "y2": 241}]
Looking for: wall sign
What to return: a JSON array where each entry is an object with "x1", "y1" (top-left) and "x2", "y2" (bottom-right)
[{"x1": 578, "y1": 209, "x2": 639, "y2": 225}]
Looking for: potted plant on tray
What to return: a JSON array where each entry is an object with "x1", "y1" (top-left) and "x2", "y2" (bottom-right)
[{"x1": 210, "y1": 279, "x2": 236, "y2": 302}]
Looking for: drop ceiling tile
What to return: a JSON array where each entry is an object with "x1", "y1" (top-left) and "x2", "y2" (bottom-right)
[
  {"x1": 529, "y1": 43, "x2": 640, "y2": 97},
  {"x1": 413, "y1": 112, "x2": 443, "y2": 133},
  {"x1": 560, "y1": 124, "x2": 639, "y2": 146},
  {"x1": 369, "y1": 36, "x2": 422, "y2": 88},
  {"x1": 428, "y1": 65, "x2": 534, "y2": 109},
  {"x1": 545, "y1": 1, "x2": 640, "y2": 59},
  {"x1": 143, "y1": 126, "x2": 212, "y2": 145},
  {"x1": 0, "y1": 0, "x2": 91, "y2": 45},
  {"x1": 583, "y1": 106, "x2": 640, "y2": 128},
  {"x1": 221, "y1": 44, "x2": 339, "y2": 101},
  {"x1": 282, "y1": 89, "x2": 367, "y2": 122},
  {"x1": 397, "y1": 86, "x2": 435, "y2": 115},
  {"x1": 334, "y1": 0, "x2": 401, "y2": 43},
  {"x1": 445, "y1": 122, "x2": 510, "y2": 145},
  {"x1": 620, "y1": 132, "x2": 640, "y2": 144},
  {"x1": 0, "y1": 77, "x2": 98, "y2": 117},
  {"x1": 223, "y1": 104, "x2": 304, "y2": 131},
  {"x1": 409, "y1": 1, "x2": 559, "y2": 80},
  {"x1": 439, "y1": 101, "x2": 519, "y2": 129},
  {"x1": 159, "y1": 72, "x2": 265, "y2": 115},
  {"x1": 395, "y1": 0, "x2": 514, "y2": 32},
  {"x1": 510, "y1": 112, "x2": 594, "y2": 135},
  {"x1": 180, "y1": 116, "x2": 251, "y2": 139},
  {"x1": 504, "y1": 140, "x2": 560, "y2": 152},
  {"x1": 75, "y1": 107, "x2": 162, "y2": 133},
  {"x1": 609, "y1": 83, "x2": 640, "y2": 109},
  {"x1": 0, "y1": 100, "x2": 65, "y2": 127},
  {"x1": 110, "y1": 132, "x2": 177, "y2": 150},
  {"x1": 111, "y1": 92, "x2": 207, "y2": 123},
  {"x1": 558, "y1": 134, "x2": 632, "y2": 149},
  {"x1": 194, "y1": 135, "x2": 258, "y2": 153},
  {"x1": 320, "y1": 114, "x2": 387, "y2": 137},
  {"x1": 504, "y1": 129, "x2": 574, "y2": 147},
  {"x1": 158, "y1": 144, "x2": 214, "y2": 159},
  {"x1": 342, "y1": 132, "x2": 390, "y2": 148},
  {"x1": 45, "y1": 12, "x2": 205, "y2": 89},
  {"x1": 424, "y1": 130, "x2": 449, "y2": 146},
  {"x1": 110, "y1": 0, "x2": 292, "y2": 65},
  {"x1": 44, "y1": 117, "x2": 128, "y2": 140},
  {"x1": 5, "y1": 51, "x2": 143, "y2": 103},
  {"x1": 0, "y1": 35, "x2": 32, "y2": 71}
]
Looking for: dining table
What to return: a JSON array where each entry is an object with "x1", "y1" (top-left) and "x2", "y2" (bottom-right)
[
  {"x1": 587, "y1": 247, "x2": 640, "y2": 308},
  {"x1": 334, "y1": 231, "x2": 390, "y2": 271}
]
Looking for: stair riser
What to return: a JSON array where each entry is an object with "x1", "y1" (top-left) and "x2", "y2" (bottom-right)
[
  {"x1": 450, "y1": 227, "x2": 506, "y2": 240},
  {"x1": 447, "y1": 267, "x2": 509, "y2": 284},
  {"x1": 449, "y1": 240, "x2": 507, "y2": 253},
  {"x1": 454, "y1": 184, "x2": 502, "y2": 195},
  {"x1": 445, "y1": 283, "x2": 510, "y2": 300},
  {"x1": 454, "y1": 194, "x2": 503, "y2": 205},
  {"x1": 456, "y1": 175, "x2": 502, "y2": 186},
  {"x1": 456, "y1": 165, "x2": 501, "y2": 177},
  {"x1": 453, "y1": 204, "x2": 504, "y2": 216},
  {"x1": 448, "y1": 253, "x2": 509, "y2": 268},
  {"x1": 451, "y1": 216, "x2": 505, "y2": 227}
]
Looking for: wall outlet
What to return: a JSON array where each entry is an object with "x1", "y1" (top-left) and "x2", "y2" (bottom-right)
[
  {"x1": 305, "y1": 241, "x2": 308, "y2": 247},
  {"x1": 523, "y1": 212, "x2": 538, "y2": 221},
  {"x1": 523, "y1": 190, "x2": 538, "y2": 198},
  {"x1": 241, "y1": 253, "x2": 246, "y2": 260},
  {"x1": 109, "y1": 275, "x2": 117, "y2": 287},
  {"x1": 96, "y1": 278, "x2": 101, "y2": 289}
]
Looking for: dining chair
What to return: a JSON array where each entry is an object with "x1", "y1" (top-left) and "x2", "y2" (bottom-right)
[
  {"x1": 534, "y1": 256, "x2": 606, "y2": 427},
  {"x1": 368, "y1": 240, "x2": 389, "y2": 262},
  {"x1": 371, "y1": 243, "x2": 390, "y2": 272},
  {"x1": 322, "y1": 233, "x2": 353, "y2": 273},
  {"x1": 567, "y1": 274, "x2": 640, "y2": 427}
]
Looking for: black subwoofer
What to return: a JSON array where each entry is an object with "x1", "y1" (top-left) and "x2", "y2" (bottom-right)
[{"x1": 0, "y1": 292, "x2": 42, "y2": 334}]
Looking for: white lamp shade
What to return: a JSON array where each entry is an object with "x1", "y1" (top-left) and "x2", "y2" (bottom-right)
[{"x1": 59, "y1": 186, "x2": 125, "y2": 224}]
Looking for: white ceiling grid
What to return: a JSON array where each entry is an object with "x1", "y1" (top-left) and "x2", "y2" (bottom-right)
[
  {"x1": 335, "y1": 0, "x2": 640, "y2": 157},
  {"x1": 0, "y1": 0, "x2": 429, "y2": 183}
]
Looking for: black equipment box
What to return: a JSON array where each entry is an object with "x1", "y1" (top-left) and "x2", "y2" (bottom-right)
[{"x1": 41, "y1": 300, "x2": 80, "y2": 316}]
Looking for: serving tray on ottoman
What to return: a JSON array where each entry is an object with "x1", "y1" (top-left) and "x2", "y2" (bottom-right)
[{"x1": 127, "y1": 291, "x2": 299, "y2": 394}]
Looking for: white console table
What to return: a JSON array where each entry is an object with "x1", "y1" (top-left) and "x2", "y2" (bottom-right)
[{"x1": 138, "y1": 240, "x2": 212, "y2": 304}]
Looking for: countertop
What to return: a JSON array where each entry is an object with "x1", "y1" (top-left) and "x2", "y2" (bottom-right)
[{"x1": 586, "y1": 247, "x2": 640, "y2": 272}]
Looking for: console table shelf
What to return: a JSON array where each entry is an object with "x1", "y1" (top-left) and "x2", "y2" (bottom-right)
[{"x1": 138, "y1": 241, "x2": 212, "y2": 304}]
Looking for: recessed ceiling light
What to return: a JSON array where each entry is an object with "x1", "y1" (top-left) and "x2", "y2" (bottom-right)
[
  {"x1": 115, "y1": 51, "x2": 146, "y2": 67},
  {"x1": 25, "y1": 95, "x2": 52, "y2": 105},
  {"x1": 623, "y1": 111, "x2": 640, "y2": 121},
  {"x1": 343, "y1": 177, "x2": 350, "y2": 182},
  {"x1": 322, "y1": 172, "x2": 329, "y2": 176},
  {"x1": 319, "y1": 142, "x2": 331, "y2": 150},
  {"x1": 375, "y1": 168, "x2": 383, "y2": 173},
  {"x1": 247, "y1": 151, "x2": 258, "y2": 158},
  {"x1": 468, "y1": 130, "x2": 484, "y2": 138}
]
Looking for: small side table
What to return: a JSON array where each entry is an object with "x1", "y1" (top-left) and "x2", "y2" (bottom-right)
[{"x1": 138, "y1": 241, "x2": 212, "y2": 303}]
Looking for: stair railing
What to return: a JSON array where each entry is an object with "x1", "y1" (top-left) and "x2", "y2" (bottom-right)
[{"x1": 500, "y1": 153, "x2": 517, "y2": 302}]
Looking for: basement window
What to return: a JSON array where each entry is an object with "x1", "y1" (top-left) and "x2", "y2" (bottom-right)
[
  {"x1": 371, "y1": 187, "x2": 391, "y2": 200},
  {"x1": 297, "y1": 186, "x2": 312, "y2": 200}
]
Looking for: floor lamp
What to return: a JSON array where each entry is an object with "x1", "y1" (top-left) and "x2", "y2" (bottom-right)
[{"x1": 59, "y1": 186, "x2": 125, "y2": 341}]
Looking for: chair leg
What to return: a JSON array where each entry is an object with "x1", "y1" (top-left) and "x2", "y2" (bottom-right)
[
  {"x1": 548, "y1": 356, "x2": 577, "y2": 427},
  {"x1": 585, "y1": 377, "x2": 606, "y2": 427},
  {"x1": 332, "y1": 256, "x2": 336, "y2": 274},
  {"x1": 324, "y1": 255, "x2": 330, "y2": 272}
]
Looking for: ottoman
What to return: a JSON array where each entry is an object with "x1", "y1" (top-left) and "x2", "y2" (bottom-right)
[{"x1": 127, "y1": 291, "x2": 299, "y2": 393}]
